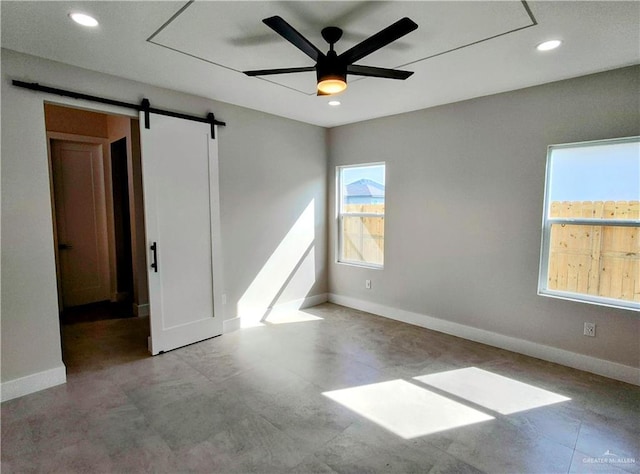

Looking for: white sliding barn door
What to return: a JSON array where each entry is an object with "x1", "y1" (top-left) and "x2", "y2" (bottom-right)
[{"x1": 140, "y1": 114, "x2": 223, "y2": 355}]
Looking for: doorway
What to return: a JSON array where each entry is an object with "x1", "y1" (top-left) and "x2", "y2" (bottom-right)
[
  {"x1": 110, "y1": 137, "x2": 134, "y2": 306},
  {"x1": 45, "y1": 103, "x2": 149, "y2": 370},
  {"x1": 51, "y1": 140, "x2": 111, "y2": 308}
]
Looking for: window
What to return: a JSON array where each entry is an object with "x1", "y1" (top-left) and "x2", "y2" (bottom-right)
[
  {"x1": 337, "y1": 163, "x2": 385, "y2": 267},
  {"x1": 539, "y1": 136, "x2": 640, "y2": 311}
]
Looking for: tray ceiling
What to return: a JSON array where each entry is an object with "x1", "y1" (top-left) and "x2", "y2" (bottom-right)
[
  {"x1": 2, "y1": 1, "x2": 639, "y2": 127},
  {"x1": 149, "y1": 1, "x2": 535, "y2": 95}
]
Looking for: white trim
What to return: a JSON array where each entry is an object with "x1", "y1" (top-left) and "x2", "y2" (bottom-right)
[
  {"x1": 43, "y1": 98, "x2": 138, "y2": 120},
  {"x1": 336, "y1": 162, "x2": 386, "y2": 268},
  {"x1": 336, "y1": 260, "x2": 384, "y2": 270},
  {"x1": 223, "y1": 317, "x2": 241, "y2": 334},
  {"x1": 328, "y1": 293, "x2": 640, "y2": 386},
  {"x1": 46, "y1": 131, "x2": 110, "y2": 144},
  {"x1": 1, "y1": 365, "x2": 67, "y2": 402},
  {"x1": 223, "y1": 293, "x2": 329, "y2": 333},
  {"x1": 270, "y1": 293, "x2": 329, "y2": 315},
  {"x1": 538, "y1": 136, "x2": 640, "y2": 313},
  {"x1": 134, "y1": 303, "x2": 150, "y2": 317},
  {"x1": 539, "y1": 289, "x2": 640, "y2": 312}
]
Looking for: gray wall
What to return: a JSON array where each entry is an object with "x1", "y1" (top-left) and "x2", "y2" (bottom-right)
[
  {"x1": 2, "y1": 46, "x2": 637, "y2": 389},
  {"x1": 1, "y1": 49, "x2": 327, "y2": 383},
  {"x1": 328, "y1": 66, "x2": 640, "y2": 369}
]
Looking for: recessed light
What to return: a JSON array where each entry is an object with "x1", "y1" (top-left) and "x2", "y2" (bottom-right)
[
  {"x1": 536, "y1": 40, "x2": 562, "y2": 51},
  {"x1": 69, "y1": 12, "x2": 99, "y2": 27},
  {"x1": 328, "y1": 100, "x2": 341, "y2": 107}
]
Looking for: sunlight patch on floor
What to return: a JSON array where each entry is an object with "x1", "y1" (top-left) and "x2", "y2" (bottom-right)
[
  {"x1": 414, "y1": 367, "x2": 571, "y2": 415},
  {"x1": 323, "y1": 379, "x2": 494, "y2": 439}
]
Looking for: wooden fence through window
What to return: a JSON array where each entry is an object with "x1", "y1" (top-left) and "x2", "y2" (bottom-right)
[
  {"x1": 548, "y1": 200, "x2": 639, "y2": 302},
  {"x1": 342, "y1": 204, "x2": 384, "y2": 265}
]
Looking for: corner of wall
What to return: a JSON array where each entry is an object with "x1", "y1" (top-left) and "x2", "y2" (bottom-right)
[{"x1": 223, "y1": 293, "x2": 329, "y2": 333}]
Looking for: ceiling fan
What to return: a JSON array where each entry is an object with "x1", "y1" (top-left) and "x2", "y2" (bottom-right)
[{"x1": 243, "y1": 16, "x2": 418, "y2": 95}]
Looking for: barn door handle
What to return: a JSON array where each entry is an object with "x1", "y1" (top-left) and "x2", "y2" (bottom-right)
[
  {"x1": 150, "y1": 242, "x2": 158, "y2": 273},
  {"x1": 58, "y1": 243, "x2": 73, "y2": 250}
]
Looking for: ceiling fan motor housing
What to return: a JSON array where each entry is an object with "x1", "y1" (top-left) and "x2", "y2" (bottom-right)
[{"x1": 316, "y1": 50, "x2": 347, "y2": 85}]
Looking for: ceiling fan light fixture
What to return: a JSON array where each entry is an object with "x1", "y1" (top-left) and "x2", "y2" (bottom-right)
[{"x1": 317, "y1": 75, "x2": 347, "y2": 94}]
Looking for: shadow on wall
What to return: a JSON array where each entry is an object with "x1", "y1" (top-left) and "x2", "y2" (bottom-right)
[{"x1": 238, "y1": 199, "x2": 320, "y2": 327}]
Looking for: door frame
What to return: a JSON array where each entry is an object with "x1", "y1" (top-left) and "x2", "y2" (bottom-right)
[
  {"x1": 42, "y1": 99, "x2": 141, "y2": 307},
  {"x1": 42, "y1": 97, "x2": 225, "y2": 357},
  {"x1": 46, "y1": 131, "x2": 116, "y2": 309}
]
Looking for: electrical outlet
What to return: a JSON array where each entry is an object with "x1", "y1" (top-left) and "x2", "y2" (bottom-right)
[
  {"x1": 365, "y1": 279, "x2": 371, "y2": 289},
  {"x1": 584, "y1": 322, "x2": 596, "y2": 337}
]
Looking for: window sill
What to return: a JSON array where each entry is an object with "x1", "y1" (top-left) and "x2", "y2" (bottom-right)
[
  {"x1": 337, "y1": 260, "x2": 384, "y2": 270},
  {"x1": 538, "y1": 288, "x2": 639, "y2": 312}
]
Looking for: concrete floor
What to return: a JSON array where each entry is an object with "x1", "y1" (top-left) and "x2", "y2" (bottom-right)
[{"x1": 2, "y1": 303, "x2": 639, "y2": 473}]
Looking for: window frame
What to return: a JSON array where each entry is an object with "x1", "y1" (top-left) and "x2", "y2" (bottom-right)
[
  {"x1": 336, "y1": 162, "x2": 386, "y2": 269},
  {"x1": 538, "y1": 136, "x2": 640, "y2": 311}
]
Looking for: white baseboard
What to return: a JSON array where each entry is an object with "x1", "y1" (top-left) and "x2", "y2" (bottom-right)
[
  {"x1": 223, "y1": 316, "x2": 241, "y2": 334},
  {"x1": 328, "y1": 293, "x2": 640, "y2": 386},
  {"x1": 1, "y1": 365, "x2": 67, "y2": 402},
  {"x1": 226, "y1": 293, "x2": 329, "y2": 332},
  {"x1": 134, "y1": 303, "x2": 149, "y2": 317},
  {"x1": 270, "y1": 293, "x2": 329, "y2": 315}
]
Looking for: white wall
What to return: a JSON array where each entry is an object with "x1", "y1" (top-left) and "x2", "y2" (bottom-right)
[
  {"x1": 1, "y1": 49, "x2": 327, "y2": 395},
  {"x1": 328, "y1": 66, "x2": 640, "y2": 379}
]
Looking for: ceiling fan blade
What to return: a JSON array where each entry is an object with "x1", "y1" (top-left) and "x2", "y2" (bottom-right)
[
  {"x1": 263, "y1": 16, "x2": 324, "y2": 62},
  {"x1": 243, "y1": 66, "x2": 315, "y2": 77},
  {"x1": 347, "y1": 65, "x2": 414, "y2": 80},
  {"x1": 339, "y1": 17, "x2": 418, "y2": 65}
]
